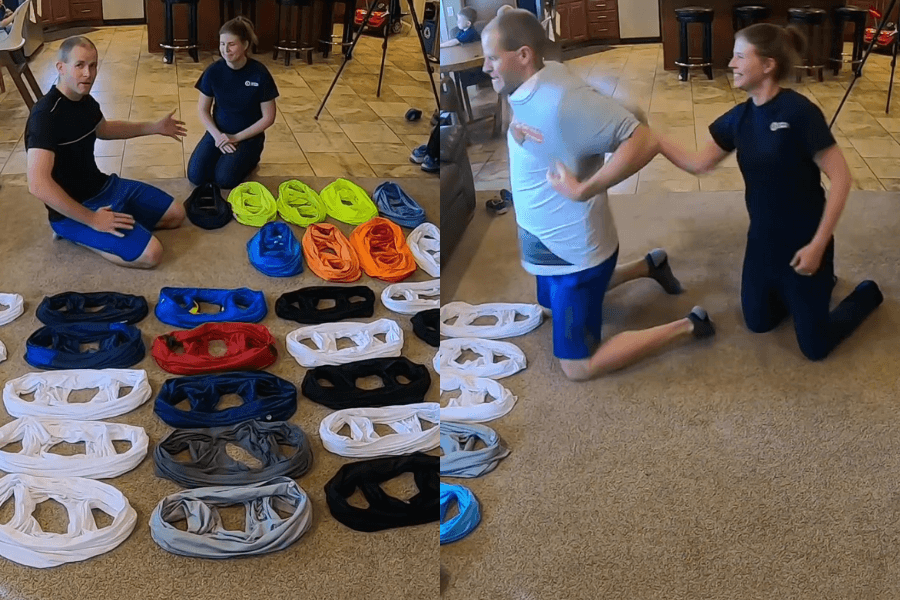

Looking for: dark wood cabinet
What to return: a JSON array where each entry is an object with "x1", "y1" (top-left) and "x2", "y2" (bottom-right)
[
  {"x1": 558, "y1": 0, "x2": 618, "y2": 46},
  {"x1": 41, "y1": 0, "x2": 103, "y2": 24}
]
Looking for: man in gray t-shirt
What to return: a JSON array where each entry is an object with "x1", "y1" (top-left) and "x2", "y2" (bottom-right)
[{"x1": 480, "y1": 9, "x2": 716, "y2": 381}]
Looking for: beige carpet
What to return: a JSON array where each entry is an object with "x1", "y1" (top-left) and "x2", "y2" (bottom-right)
[
  {"x1": 441, "y1": 190, "x2": 900, "y2": 599},
  {"x1": 0, "y1": 176, "x2": 438, "y2": 599}
]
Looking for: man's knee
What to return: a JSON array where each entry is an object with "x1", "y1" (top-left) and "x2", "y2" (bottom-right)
[
  {"x1": 128, "y1": 237, "x2": 163, "y2": 269},
  {"x1": 559, "y1": 358, "x2": 592, "y2": 382},
  {"x1": 159, "y1": 200, "x2": 186, "y2": 229}
]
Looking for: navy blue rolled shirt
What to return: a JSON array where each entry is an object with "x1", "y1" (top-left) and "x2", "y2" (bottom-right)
[{"x1": 195, "y1": 58, "x2": 279, "y2": 135}]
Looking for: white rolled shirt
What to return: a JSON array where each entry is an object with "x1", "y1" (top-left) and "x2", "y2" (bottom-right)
[
  {"x1": 0, "y1": 417, "x2": 149, "y2": 479},
  {"x1": 380, "y1": 279, "x2": 440, "y2": 315},
  {"x1": 440, "y1": 302, "x2": 543, "y2": 339},
  {"x1": 407, "y1": 222, "x2": 440, "y2": 277},
  {"x1": 319, "y1": 402, "x2": 440, "y2": 458},
  {"x1": 0, "y1": 293, "x2": 24, "y2": 326},
  {"x1": 435, "y1": 338, "x2": 527, "y2": 379},
  {"x1": 0, "y1": 473, "x2": 137, "y2": 568},
  {"x1": 286, "y1": 319, "x2": 403, "y2": 367},
  {"x1": 440, "y1": 374, "x2": 517, "y2": 423},
  {"x1": 3, "y1": 369, "x2": 153, "y2": 420}
]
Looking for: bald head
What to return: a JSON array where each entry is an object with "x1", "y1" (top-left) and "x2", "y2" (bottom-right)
[
  {"x1": 483, "y1": 8, "x2": 548, "y2": 62},
  {"x1": 57, "y1": 36, "x2": 97, "y2": 64}
]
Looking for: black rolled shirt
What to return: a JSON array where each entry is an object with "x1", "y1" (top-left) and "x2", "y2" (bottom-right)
[{"x1": 24, "y1": 86, "x2": 109, "y2": 221}]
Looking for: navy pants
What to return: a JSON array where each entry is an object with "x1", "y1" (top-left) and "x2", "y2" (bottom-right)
[
  {"x1": 187, "y1": 132, "x2": 265, "y2": 189},
  {"x1": 741, "y1": 239, "x2": 880, "y2": 361}
]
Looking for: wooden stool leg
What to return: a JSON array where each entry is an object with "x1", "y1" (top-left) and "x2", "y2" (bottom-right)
[
  {"x1": 164, "y1": 2, "x2": 174, "y2": 63},
  {"x1": 679, "y1": 20, "x2": 689, "y2": 81},
  {"x1": 273, "y1": 4, "x2": 281, "y2": 60},
  {"x1": 831, "y1": 17, "x2": 842, "y2": 76},
  {"x1": 189, "y1": 3, "x2": 199, "y2": 62},
  {"x1": 704, "y1": 21, "x2": 713, "y2": 79}
]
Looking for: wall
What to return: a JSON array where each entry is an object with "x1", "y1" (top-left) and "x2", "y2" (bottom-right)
[{"x1": 440, "y1": 0, "x2": 462, "y2": 42}]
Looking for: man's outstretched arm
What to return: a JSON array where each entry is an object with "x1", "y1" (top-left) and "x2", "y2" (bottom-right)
[{"x1": 96, "y1": 109, "x2": 186, "y2": 141}]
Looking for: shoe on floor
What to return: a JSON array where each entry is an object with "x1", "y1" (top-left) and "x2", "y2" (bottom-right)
[
  {"x1": 422, "y1": 155, "x2": 439, "y2": 173},
  {"x1": 409, "y1": 144, "x2": 428, "y2": 164}
]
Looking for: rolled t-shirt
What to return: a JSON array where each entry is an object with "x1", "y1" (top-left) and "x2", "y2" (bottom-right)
[
  {"x1": 507, "y1": 61, "x2": 640, "y2": 276},
  {"x1": 195, "y1": 58, "x2": 279, "y2": 135},
  {"x1": 24, "y1": 86, "x2": 109, "y2": 221}
]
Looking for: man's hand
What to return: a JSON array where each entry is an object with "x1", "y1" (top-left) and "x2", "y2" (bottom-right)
[
  {"x1": 790, "y1": 241, "x2": 827, "y2": 276},
  {"x1": 154, "y1": 109, "x2": 187, "y2": 140},
  {"x1": 91, "y1": 206, "x2": 135, "y2": 237},
  {"x1": 547, "y1": 161, "x2": 594, "y2": 201}
]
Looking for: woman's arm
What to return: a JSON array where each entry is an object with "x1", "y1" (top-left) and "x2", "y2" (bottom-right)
[
  {"x1": 811, "y1": 144, "x2": 851, "y2": 248},
  {"x1": 231, "y1": 100, "x2": 277, "y2": 143},
  {"x1": 789, "y1": 144, "x2": 851, "y2": 275},
  {"x1": 658, "y1": 137, "x2": 730, "y2": 175},
  {"x1": 197, "y1": 93, "x2": 226, "y2": 144}
]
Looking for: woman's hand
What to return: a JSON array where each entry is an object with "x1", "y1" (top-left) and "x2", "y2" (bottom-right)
[
  {"x1": 790, "y1": 242, "x2": 827, "y2": 276},
  {"x1": 547, "y1": 161, "x2": 593, "y2": 201}
]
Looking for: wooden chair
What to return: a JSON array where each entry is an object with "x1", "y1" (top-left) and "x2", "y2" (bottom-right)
[{"x1": 0, "y1": 0, "x2": 42, "y2": 108}]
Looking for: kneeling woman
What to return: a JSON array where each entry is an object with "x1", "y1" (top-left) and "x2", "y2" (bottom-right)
[
  {"x1": 659, "y1": 23, "x2": 882, "y2": 361},
  {"x1": 188, "y1": 17, "x2": 278, "y2": 189}
]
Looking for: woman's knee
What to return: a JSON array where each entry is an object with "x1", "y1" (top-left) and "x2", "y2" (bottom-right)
[{"x1": 796, "y1": 328, "x2": 830, "y2": 361}]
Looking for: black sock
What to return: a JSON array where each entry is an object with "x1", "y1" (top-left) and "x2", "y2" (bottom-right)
[
  {"x1": 645, "y1": 248, "x2": 683, "y2": 295},
  {"x1": 687, "y1": 306, "x2": 715, "y2": 339}
]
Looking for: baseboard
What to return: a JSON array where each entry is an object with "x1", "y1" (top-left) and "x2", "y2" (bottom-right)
[{"x1": 102, "y1": 18, "x2": 146, "y2": 26}]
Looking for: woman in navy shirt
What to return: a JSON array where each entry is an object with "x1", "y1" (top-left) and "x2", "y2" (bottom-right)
[
  {"x1": 659, "y1": 23, "x2": 882, "y2": 361},
  {"x1": 187, "y1": 17, "x2": 279, "y2": 190}
]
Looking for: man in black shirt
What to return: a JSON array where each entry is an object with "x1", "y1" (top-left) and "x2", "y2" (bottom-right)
[{"x1": 25, "y1": 36, "x2": 187, "y2": 269}]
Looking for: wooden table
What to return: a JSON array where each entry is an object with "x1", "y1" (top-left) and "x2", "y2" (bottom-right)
[{"x1": 441, "y1": 43, "x2": 503, "y2": 136}]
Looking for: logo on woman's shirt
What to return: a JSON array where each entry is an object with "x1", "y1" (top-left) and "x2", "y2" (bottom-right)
[
  {"x1": 770, "y1": 121, "x2": 790, "y2": 131},
  {"x1": 245, "y1": 80, "x2": 259, "y2": 87}
]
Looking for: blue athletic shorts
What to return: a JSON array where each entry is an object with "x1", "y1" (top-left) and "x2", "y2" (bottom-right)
[
  {"x1": 50, "y1": 174, "x2": 174, "y2": 262},
  {"x1": 536, "y1": 248, "x2": 619, "y2": 360}
]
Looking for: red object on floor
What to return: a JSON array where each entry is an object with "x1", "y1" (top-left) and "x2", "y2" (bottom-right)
[
  {"x1": 355, "y1": 8, "x2": 388, "y2": 28},
  {"x1": 152, "y1": 322, "x2": 278, "y2": 374}
]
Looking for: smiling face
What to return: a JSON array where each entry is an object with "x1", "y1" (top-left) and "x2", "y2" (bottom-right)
[
  {"x1": 482, "y1": 28, "x2": 530, "y2": 96},
  {"x1": 219, "y1": 32, "x2": 248, "y2": 64},
  {"x1": 56, "y1": 44, "x2": 98, "y2": 98},
  {"x1": 729, "y1": 36, "x2": 775, "y2": 91}
]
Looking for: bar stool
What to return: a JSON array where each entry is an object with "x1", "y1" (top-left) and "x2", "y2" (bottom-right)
[
  {"x1": 273, "y1": 0, "x2": 314, "y2": 66},
  {"x1": 787, "y1": 7, "x2": 827, "y2": 82},
  {"x1": 733, "y1": 5, "x2": 770, "y2": 31},
  {"x1": 160, "y1": 0, "x2": 199, "y2": 64},
  {"x1": 219, "y1": 0, "x2": 259, "y2": 52},
  {"x1": 830, "y1": 5, "x2": 868, "y2": 75},
  {"x1": 674, "y1": 7, "x2": 714, "y2": 81},
  {"x1": 317, "y1": 0, "x2": 356, "y2": 59}
]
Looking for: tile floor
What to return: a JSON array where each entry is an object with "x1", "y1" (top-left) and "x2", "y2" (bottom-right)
[
  {"x1": 465, "y1": 42, "x2": 900, "y2": 193},
  {"x1": 0, "y1": 24, "x2": 437, "y2": 185}
]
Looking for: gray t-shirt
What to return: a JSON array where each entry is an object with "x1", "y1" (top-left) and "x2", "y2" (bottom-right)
[{"x1": 507, "y1": 61, "x2": 639, "y2": 276}]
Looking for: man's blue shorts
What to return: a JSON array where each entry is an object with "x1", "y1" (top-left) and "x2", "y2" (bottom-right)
[
  {"x1": 536, "y1": 248, "x2": 619, "y2": 360},
  {"x1": 50, "y1": 174, "x2": 174, "y2": 262}
]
